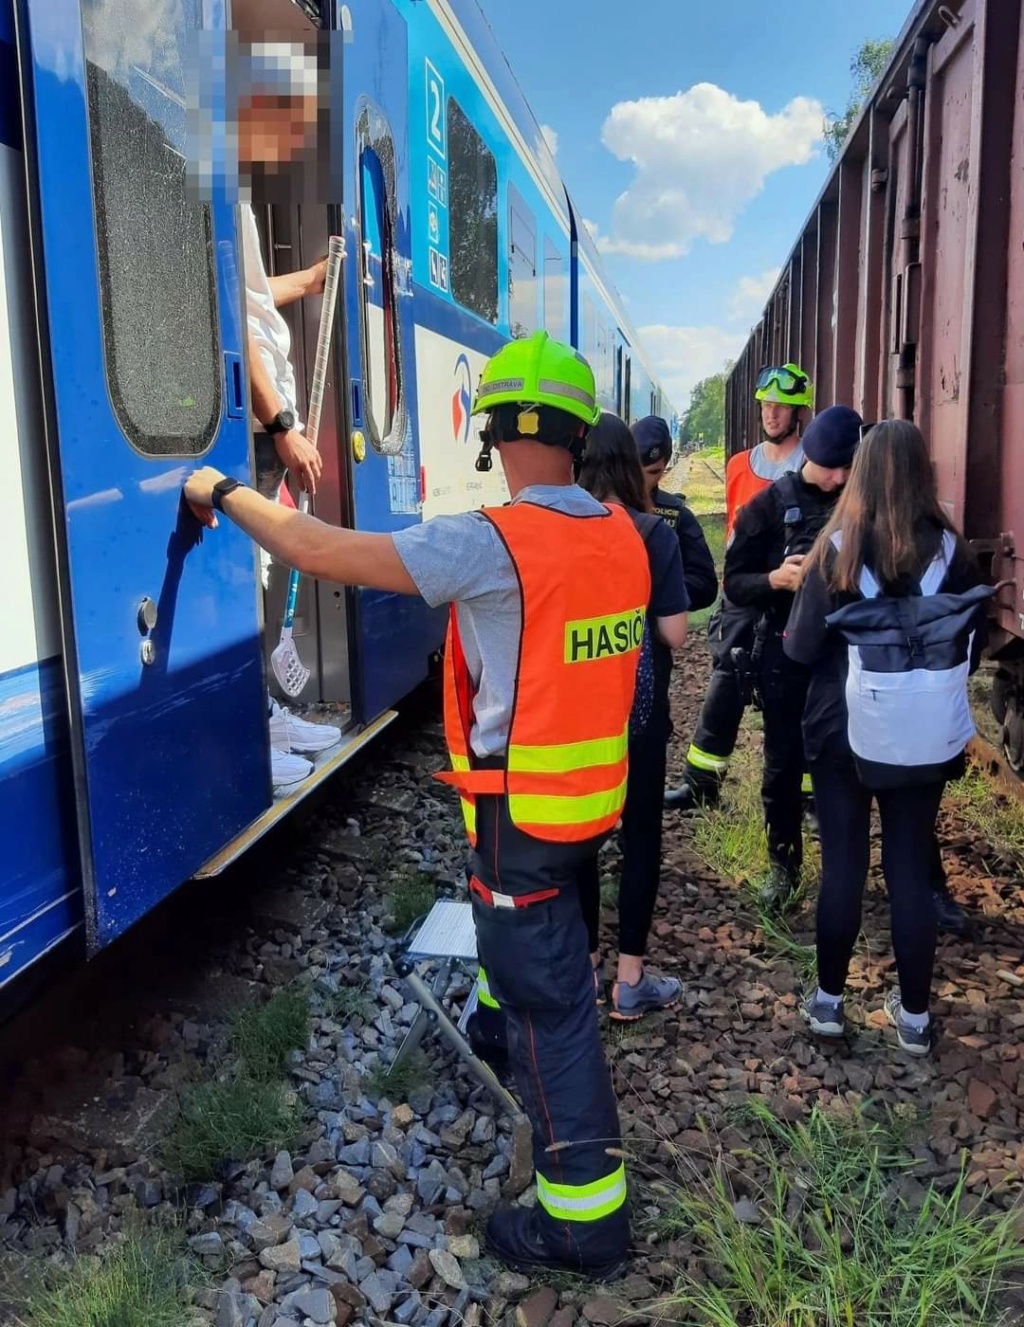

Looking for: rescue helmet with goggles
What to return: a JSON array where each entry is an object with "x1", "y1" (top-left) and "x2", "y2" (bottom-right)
[
  {"x1": 472, "y1": 331, "x2": 601, "y2": 472},
  {"x1": 754, "y1": 362, "x2": 814, "y2": 409}
]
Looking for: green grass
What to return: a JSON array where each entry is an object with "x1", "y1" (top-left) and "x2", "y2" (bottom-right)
[
  {"x1": 316, "y1": 980, "x2": 375, "y2": 1023},
  {"x1": 233, "y1": 987, "x2": 311, "y2": 1083},
  {"x1": 384, "y1": 870, "x2": 438, "y2": 934},
  {"x1": 163, "y1": 986, "x2": 310, "y2": 1181},
  {"x1": 689, "y1": 743, "x2": 822, "y2": 984},
  {"x1": 600, "y1": 871, "x2": 620, "y2": 910},
  {"x1": 164, "y1": 1076, "x2": 302, "y2": 1181},
  {"x1": 659, "y1": 1100, "x2": 1024, "y2": 1326},
  {"x1": 946, "y1": 765, "x2": 1024, "y2": 870},
  {"x1": 363, "y1": 1049, "x2": 433, "y2": 1102},
  {"x1": 690, "y1": 750, "x2": 771, "y2": 885},
  {"x1": 14, "y1": 1225, "x2": 198, "y2": 1327},
  {"x1": 690, "y1": 513, "x2": 726, "y2": 632}
]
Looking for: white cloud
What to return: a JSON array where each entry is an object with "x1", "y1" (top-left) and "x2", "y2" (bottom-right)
[
  {"x1": 596, "y1": 84, "x2": 824, "y2": 260},
  {"x1": 582, "y1": 217, "x2": 599, "y2": 239},
  {"x1": 638, "y1": 323, "x2": 747, "y2": 411},
  {"x1": 540, "y1": 124, "x2": 559, "y2": 159},
  {"x1": 729, "y1": 268, "x2": 781, "y2": 323}
]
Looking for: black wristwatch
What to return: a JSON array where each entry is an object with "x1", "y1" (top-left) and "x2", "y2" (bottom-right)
[
  {"x1": 265, "y1": 409, "x2": 296, "y2": 437},
  {"x1": 212, "y1": 476, "x2": 245, "y2": 512}
]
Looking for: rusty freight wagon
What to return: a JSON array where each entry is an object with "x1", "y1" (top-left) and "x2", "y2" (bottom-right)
[{"x1": 725, "y1": 0, "x2": 1024, "y2": 769}]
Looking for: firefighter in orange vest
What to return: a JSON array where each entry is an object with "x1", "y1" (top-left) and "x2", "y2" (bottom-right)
[
  {"x1": 183, "y1": 331, "x2": 649, "y2": 1278},
  {"x1": 665, "y1": 364, "x2": 812, "y2": 811}
]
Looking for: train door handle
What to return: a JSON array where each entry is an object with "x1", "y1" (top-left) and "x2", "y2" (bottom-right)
[{"x1": 225, "y1": 352, "x2": 246, "y2": 419}]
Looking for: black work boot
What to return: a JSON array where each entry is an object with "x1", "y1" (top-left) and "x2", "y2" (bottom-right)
[
  {"x1": 757, "y1": 862, "x2": 799, "y2": 912},
  {"x1": 931, "y1": 886, "x2": 967, "y2": 935},
  {"x1": 486, "y1": 1206, "x2": 629, "y2": 1282},
  {"x1": 664, "y1": 766, "x2": 721, "y2": 813}
]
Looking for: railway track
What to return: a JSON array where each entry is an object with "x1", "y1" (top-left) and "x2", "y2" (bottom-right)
[{"x1": 1, "y1": 646, "x2": 1023, "y2": 1324}]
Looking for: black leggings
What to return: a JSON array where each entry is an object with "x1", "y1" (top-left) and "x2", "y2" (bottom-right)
[
  {"x1": 810, "y1": 755, "x2": 945, "y2": 1015},
  {"x1": 579, "y1": 719, "x2": 668, "y2": 958}
]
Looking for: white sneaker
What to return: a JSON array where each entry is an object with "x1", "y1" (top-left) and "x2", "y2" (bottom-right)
[
  {"x1": 269, "y1": 699, "x2": 341, "y2": 754},
  {"x1": 271, "y1": 746, "x2": 313, "y2": 789}
]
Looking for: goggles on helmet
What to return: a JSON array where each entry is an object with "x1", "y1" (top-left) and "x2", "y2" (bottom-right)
[{"x1": 755, "y1": 366, "x2": 809, "y2": 399}]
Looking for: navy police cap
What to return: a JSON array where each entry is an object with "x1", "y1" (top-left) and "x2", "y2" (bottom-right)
[{"x1": 632, "y1": 415, "x2": 672, "y2": 465}]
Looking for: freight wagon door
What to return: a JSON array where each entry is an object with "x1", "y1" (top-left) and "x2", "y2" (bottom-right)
[
  {"x1": 19, "y1": 0, "x2": 268, "y2": 950},
  {"x1": 341, "y1": 0, "x2": 440, "y2": 723}
]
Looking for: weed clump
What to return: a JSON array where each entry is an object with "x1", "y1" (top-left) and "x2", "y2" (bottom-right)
[
  {"x1": 14, "y1": 1224, "x2": 198, "y2": 1327},
  {"x1": 234, "y1": 986, "x2": 310, "y2": 1083},
  {"x1": 164, "y1": 986, "x2": 309, "y2": 1181},
  {"x1": 659, "y1": 1101, "x2": 1024, "y2": 1326}
]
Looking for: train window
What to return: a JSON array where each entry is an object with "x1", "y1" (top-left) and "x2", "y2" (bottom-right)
[
  {"x1": 357, "y1": 103, "x2": 408, "y2": 456},
  {"x1": 82, "y1": 0, "x2": 220, "y2": 457},
  {"x1": 543, "y1": 238, "x2": 567, "y2": 342},
  {"x1": 508, "y1": 184, "x2": 537, "y2": 338},
  {"x1": 447, "y1": 100, "x2": 498, "y2": 323}
]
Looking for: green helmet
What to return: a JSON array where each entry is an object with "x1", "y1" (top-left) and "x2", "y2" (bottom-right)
[
  {"x1": 754, "y1": 362, "x2": 814, "y2": 409},
  {"x1": 472, "y1": 331, "x2": 602, "y2": 429}
]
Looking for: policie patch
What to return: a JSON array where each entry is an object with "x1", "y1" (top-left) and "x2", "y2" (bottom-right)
[{"x1": 565, "y1": 607, "x2": 646, "y2": 664}]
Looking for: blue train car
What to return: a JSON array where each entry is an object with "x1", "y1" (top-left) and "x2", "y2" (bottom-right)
[{"x1": 0, "y1": 0, "x2": 677, "y2": 1000}]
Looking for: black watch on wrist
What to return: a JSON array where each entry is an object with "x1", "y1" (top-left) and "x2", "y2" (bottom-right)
[
  {"x1": 212, "y1": 477, "x2": 245, "y2": 512},
  {"x1": 266, "y1": 409, "x2": 296, "y2": 437}
]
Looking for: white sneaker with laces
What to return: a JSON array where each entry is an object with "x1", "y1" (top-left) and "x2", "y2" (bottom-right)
[
  {"x1": 271, "y1": 747, "x2": 313, "y2": 789},
  {"x1": 269, "y1": 699, "x2": 341, "y2": 754}
]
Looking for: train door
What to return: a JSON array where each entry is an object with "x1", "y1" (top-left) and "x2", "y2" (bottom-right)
[
  {"x1": 339, "y1": 0, "x2": 435, "y2": 723},
  {"x1": 18, "y1": 0, "x2": 268, "y2": 950}
]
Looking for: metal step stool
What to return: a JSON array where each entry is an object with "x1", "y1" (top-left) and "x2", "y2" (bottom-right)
[{"x1": 390, "y1": 899, "x2": 521, "y2": 1117}]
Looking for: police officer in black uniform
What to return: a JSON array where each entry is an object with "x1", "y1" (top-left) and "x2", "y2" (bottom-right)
[
  {"x1": 633, "y1": 417, "x2": 718, "y2": 613},
  {"x1": 722, "y1": 406, "x2": 862, "y2": 908}
]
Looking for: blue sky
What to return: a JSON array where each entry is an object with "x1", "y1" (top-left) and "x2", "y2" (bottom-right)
[{"x1": 478, "y1": 0, "x2": 910, "y2": 410}]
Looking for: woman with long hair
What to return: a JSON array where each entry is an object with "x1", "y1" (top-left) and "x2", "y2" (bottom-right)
[
  {"x1": 577, "y1": 413, "x2": 690, "y2": 1019},
  {"x1": 785, "y1": 420, "x2": 985, "y2": 1055}
]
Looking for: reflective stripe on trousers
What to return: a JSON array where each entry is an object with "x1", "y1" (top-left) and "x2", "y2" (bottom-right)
[
  {"x1": 476, "y1": 967, "x2": 500, "y2": 1010},
  {"x1": 686, "y1": 744, "x2": 729, "y2": 774},
  {"x1": 537, "y1": 1162, "x2": 627, "y2": 1223}
]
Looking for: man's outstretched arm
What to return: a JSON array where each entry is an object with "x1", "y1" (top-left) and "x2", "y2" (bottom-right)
[{"x1": 184, "y1": 466, "x2": 417, "y2": 594}]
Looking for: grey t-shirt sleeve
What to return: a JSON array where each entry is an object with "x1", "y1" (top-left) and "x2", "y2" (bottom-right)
[{"x1": 392, "y1": 512, "x2": 516, "y2": 607}]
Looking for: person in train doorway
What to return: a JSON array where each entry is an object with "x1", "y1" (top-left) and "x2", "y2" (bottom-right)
[
  {"x1": 664, "y1": 364, "x2": 812, "y2": 813},
  {"x1": 236, "y1": 40, "x2": 341, "y2": 787},
  {"x1": 722, "y1": 405, "x2": 863, "y2": 909},
  {"x1": 632, "y1": 416, "x2": 718, "y2": 614},
  {"x1": 183, "y1": 331, "x2": 648, "y2": 1280}
]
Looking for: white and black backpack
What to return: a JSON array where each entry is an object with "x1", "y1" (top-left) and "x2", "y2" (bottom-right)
[{"x1": 825, "y1": 531, "x2": 992, "y2": 787}]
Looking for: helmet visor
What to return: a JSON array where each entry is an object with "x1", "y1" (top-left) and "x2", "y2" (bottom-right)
[{"x1": 755, "y1": 366, "x2": 808, "y2": 398}]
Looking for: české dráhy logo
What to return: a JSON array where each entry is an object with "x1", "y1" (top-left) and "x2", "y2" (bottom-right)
[{"x1": 452, "y1": 354, "x2": 472, "y2": 445}]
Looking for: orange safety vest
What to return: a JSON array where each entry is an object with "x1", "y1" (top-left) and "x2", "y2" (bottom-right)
[
  {"x1": 437, "y1": 501, "x2": 651, "y2": 845},
  {"x1": 725, "y1": 450, "x2": 772, "y2": 540}
]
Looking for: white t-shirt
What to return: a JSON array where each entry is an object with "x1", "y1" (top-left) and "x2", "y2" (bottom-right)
[{"x1": 241, "y1": 203, "x2": 299, "y2": 426}]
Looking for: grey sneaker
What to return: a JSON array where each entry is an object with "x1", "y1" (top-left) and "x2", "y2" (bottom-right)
[
  {"x1": 799, "y1": 991, "x2": 845, "y2": 1038},
  {"x1": 610, "y1": 971, "x2": 682, "y2": 1022},
  {"x1": 883, "y1": 989, "x2": 931, "y2": 1056}
]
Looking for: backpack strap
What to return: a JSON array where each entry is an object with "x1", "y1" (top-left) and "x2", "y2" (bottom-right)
[
  {"x1": 773, "y1": 472, "x2": 804, "y2": 534},
  {"x1": 918, "y1": 531, "x2": 956, "y2": 596},
  {"x1": 859, "y1": 530, "x2": 955, "y2": 600},
  {"x1": 858, "y1": 564, "x2": 882, "y2": 599},
  {"x1": 630, "y1": 511, "x2": 662, "y2": 549}
]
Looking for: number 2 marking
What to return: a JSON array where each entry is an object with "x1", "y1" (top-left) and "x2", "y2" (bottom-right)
[
  {"x1": 429, "y1": 83, "x2": 441, "y2": 141},
  {"x1": 425, "y1": 60, "x2": 446, "y2": 161}
]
